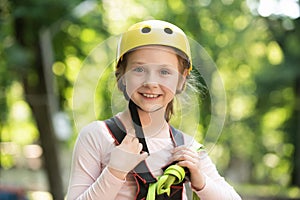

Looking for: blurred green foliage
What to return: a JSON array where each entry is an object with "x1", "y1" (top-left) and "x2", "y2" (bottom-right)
[{"x1": 1, "y1": 0, "x2": 300, "y2": 198}]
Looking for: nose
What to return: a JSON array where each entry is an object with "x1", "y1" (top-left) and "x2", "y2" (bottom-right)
[
  {"x1": 143, "y1": 72, "x2": 159, "y2": 87},
  {"x1": 143, "y1": 81, "x2": 158, "y2": 87}
]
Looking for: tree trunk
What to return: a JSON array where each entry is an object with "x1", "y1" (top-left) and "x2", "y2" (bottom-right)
[
  {"x1": 14, "y1": 17, "x2": 64, "y2": 200},
  {"x1": 25, "y1": 92, "x2": 64, "y2": 200}
]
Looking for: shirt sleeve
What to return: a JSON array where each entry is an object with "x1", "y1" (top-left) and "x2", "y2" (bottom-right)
[
  {"x1": 66, "y1": 121, "x2": 126, "y2": 200},
  {"x1": 193, "y1": 151, "x2": 242, "y2": 200}
]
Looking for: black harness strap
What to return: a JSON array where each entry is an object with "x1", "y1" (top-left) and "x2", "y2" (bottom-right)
[
  {"x1": 105, "y1": 117, "x2": 126, "y2": 145},
  {"x1": 105, "y1": 116, "x2": 185, "y2": 200},
  {"x1": 105, "y1": 116, "x2": 157, "y2": 183},
  {"x1": 170, "y1": 126, "x2": 184, "y2": 146},
  {"x1": 129, "y1": 99, "x2": 149, "y2": 153}
]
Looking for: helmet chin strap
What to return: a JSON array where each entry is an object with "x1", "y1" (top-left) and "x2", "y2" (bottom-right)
[
  {"x1": 129, "y1": 99, "x2": 150, "y2": 153},
  {"x1": 128, "y1": 99, "x2": 166, "y2": 154}
]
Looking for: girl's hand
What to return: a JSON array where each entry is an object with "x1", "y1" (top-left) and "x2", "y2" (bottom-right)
[
  {"x1": 108, "y1": 135, "x2": 148, "y2": 180},
  {"x1": 171, "y1": 146, "x2": 206, "y2": 191}
]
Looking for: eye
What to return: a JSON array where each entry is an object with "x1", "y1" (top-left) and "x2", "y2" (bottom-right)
[
  {"x1": 160, "y1": 69, "x2": 171, "y2": 75},
  {"x1": 133, "y1": 66, "x2": 144, "y2": 73}
]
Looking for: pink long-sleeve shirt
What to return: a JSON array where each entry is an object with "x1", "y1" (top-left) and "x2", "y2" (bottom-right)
[{"x1": 67, "y1": 119, "x2": 242, "y2": 200}]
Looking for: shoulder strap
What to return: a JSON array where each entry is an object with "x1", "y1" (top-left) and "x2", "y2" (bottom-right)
[
  {"x1": 105, "y1": 117, "x2": 185, "y2": 147},
  {"x1": 104, "y1": 117, "x2": 185, "y2": 182},
  {"x1": 105, "y1": 117, "x2": 126, "y2": 145},
  {"x1": 104, "y1": 116, "x2": 157, "y2": 183},
  {"x1": 170, "y1": 126, "x2": 184, "y2": 146}
]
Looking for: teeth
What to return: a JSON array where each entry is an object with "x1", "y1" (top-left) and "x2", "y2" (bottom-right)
[{"x1": 142, "y1": 93, "x2": 159, "y2": 98}]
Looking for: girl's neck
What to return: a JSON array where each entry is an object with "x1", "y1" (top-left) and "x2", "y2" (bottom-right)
[
  {"x1": 137, "y1": 107, "x2": 165, "y2": 125},
  {"x1": 122, "y1": 108, "x2": 169, "y2": 138}
]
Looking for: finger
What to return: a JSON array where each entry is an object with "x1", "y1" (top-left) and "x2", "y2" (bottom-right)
[
  {"x1": 132, "y1": 137, "x2": 140, "y2": 145},
  {"x1": 176, "y1": 160, "x2": 198, "y2": 170},
  {"x1": 123, "y1": 135, "x2": 140, "y2": 145},
  {"x1": 171, "y1": 152, "x2": 200, "y2": 165},
  {"x1": 171, "y1": 153, "x2": 194, "y2": 163},
  {"x1": 173, "y1": 144, "x2": 203, "y2": 154},
  {"x1": 138, "y1": 143, "x2": 143, "y2": 152},
  {"x1": 172, "y1": 146, "x2": 198, "y2": 155},
  {"x1": 172, "y1": 145, "x2": 189, "y2": 153},
  {"x1": 173, "y1": 149, "x2": 198, "y2": 159},
  {"x1": 127, "y1": 127, "x2": 136, "y2": 135},
  {"x1": 122, "y1": 134, "x2": 134, "y2": 143},
  {"x1": 139, "y1": 151, "x2": 149, "y2": 162}
]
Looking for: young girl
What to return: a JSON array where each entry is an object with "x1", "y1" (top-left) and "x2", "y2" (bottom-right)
[{"x1": 67, "y1": 20, "x2": 241, "y2": 200}]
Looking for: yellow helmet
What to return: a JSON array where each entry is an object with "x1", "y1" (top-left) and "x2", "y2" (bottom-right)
[{"x1": 116, "y1": 20, "x2": 192, "y2": 73}]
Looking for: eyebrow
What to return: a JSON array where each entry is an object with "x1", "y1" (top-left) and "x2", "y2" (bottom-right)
[
  {"x1": 129, "y1": 61, "x2": 175, "y2": 68},
  {"x1": 129, "y1": 61, "x2": 146, "y2": 65}
]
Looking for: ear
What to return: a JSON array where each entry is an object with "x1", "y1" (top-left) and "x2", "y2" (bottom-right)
[
  {"x1": 176, "y1": 69, "x2": 188, "y2": 93},
  {"x1": 121, "y1": 76, "x2": 126, "y2": 86},
  {"x1": 117, "y1": 76, "x2": 126, "y2": 92}
]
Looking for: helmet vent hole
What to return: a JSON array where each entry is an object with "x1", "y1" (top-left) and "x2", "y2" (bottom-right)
[
  {"x1": 164, "y1": 27, "x2": 173, "y2": 34},
  {"x1": 141, "y1": 27, "x2": 151, "y2": 33}
]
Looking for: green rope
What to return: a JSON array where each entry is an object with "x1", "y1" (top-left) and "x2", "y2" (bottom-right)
[
  {"x1": 146, "y1": 165, "x2": 185, "y2": 200},
  {"x1": 146, "y1": 144, "x2": 204, "y2": 199}
]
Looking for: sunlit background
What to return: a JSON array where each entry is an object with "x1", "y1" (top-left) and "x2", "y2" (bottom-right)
[{"x1": 1, "y1": 0, "x2": 300, "y2": 199}]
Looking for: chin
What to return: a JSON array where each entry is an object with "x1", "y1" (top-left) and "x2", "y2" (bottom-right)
[{"x1": 139, "y1": 104, "x2": 165, "y2": 113}]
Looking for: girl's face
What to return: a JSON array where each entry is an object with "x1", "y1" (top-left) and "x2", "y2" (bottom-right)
[{"x1": 123, "y1": 45, "x2": 186, "y2": 112}]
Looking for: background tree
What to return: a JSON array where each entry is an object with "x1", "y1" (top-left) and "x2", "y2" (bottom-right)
[
  {"x1": 264, "y1": 16, "x2": 300, "y2": 187},
  {"x1": 1, "y1": 0, "x2": 81, "y2": 199},
  {"x1": 1, "y1": 0, "x2": 299, "y2": 199}
]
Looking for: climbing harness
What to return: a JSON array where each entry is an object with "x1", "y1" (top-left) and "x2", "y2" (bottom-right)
[{"x1": 105, "y1": 101, "x2": 187, "y2": 199}]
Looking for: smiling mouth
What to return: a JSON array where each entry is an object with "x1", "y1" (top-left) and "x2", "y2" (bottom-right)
[{"x1": 141, "y1": 93, "x2": 160, "y2": 98}]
